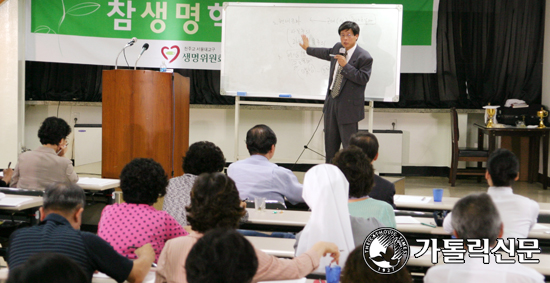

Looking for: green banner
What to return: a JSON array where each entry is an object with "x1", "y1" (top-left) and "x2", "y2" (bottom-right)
[{"x1": 31, "y1": 0, "x2": 433, "y2": 45}]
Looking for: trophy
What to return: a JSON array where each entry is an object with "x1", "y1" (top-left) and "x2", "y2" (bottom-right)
[
  {"x1": 483, "y1": 105, "x2": 500, "y2": 128},
  {"x1": 537, "y1": 107, "x2": 548, "y2": 128}
]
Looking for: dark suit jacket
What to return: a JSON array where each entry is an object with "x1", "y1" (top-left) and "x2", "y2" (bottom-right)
[
  {"x1": 369, "y1": 174, "x2": 396, "y2": 208},
  {"x1": 306, "y1": 43, "x2": 373, "y2": 124}
]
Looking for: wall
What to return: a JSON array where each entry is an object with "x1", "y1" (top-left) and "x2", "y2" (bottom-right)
[
  {"x1": 23, "y1": 104, "x2": 472, "y2": 170},
  {"x1": 0, "y1": 0, "x2": 25, "y2": 166}
]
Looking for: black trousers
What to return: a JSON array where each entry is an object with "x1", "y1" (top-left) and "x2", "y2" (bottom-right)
[{"x1": 324, "y1": 97, "x2": 359, "y2": 163}]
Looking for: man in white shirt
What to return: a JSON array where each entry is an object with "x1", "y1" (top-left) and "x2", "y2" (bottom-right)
[
  {"x1": 425, "y1": 193, "x2": 544, "y2": 283},
  {"x1": 227, "y1": 124, "x2": 304, "y2": 205},
  {"x1": 443, "y1": 148, "x2": 539, "y2": 239}
]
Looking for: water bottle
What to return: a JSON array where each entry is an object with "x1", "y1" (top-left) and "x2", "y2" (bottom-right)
[{"x1": 160, "y1": 61, "x2": 167, "y2": 72}]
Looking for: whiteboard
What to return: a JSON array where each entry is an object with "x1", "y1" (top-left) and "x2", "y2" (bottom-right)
[{"x1": 220, "y1": 3, "x2": 402, "y2": 102}]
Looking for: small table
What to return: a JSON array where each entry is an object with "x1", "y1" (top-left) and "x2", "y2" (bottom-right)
[{"x1": 474, "y1": 123, "x2": 550, "y2": 190}]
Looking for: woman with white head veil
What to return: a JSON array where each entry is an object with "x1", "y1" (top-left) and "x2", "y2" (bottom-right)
[{"x1": 295, "y1": 164, "x2": 381, "y2": 271}]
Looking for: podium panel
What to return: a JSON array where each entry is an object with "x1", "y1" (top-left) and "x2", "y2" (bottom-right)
[{"x1": 102, "y1": 70, "x2": 189, "y2": 179}]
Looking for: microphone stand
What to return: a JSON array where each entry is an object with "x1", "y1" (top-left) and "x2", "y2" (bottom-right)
[
  {"x1": 134, "y1": 44, "x2": 149, "y2": 70},
  {"x1": 134, "y1": 52, "x2": 144, "y2": 70},
  {"x1": 115, "y1": 45, "x2": 131, "y2": 70}
]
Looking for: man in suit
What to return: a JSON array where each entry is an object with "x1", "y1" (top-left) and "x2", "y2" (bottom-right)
[
  {"x1": 300, "y1": 21, "x2": 373, "y2": 163},
  {"x1": 349, "y1": 131, "x2": 395, "y2": 208}
]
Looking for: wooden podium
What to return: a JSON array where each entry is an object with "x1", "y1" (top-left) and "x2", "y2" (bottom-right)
[{"x1": 102, "y1": 70, "x2": 190, "y2": 179}]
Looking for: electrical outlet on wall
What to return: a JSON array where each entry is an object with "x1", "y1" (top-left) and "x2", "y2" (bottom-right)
[{"x1": 72, "y1": 112, "x2": 80, "y2": 122}]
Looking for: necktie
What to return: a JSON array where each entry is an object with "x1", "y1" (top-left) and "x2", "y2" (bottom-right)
[{"x1": 331, "y1": 52, "x2": 347, "y2": 98}]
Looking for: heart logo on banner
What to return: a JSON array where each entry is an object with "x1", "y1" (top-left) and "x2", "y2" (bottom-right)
[{"x1": 161, "y1": 45, "x2": 180, "y2": 63}]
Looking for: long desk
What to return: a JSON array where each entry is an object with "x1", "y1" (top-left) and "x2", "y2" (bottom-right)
[
  {"x1": 245, "y1": 236, "x2": 441, "y2": 272},
  {"x1": 0, "y1": 194, "x2": 43, "y2": 225},
  {"x1": 475, "y1": 123, "x2": 550, "y2": 190},
  {"x1": 244, "y1": 208, "x2": 550, "y2": 251},
  {"x1": 245, "y1": 235, "x2": 550, "y2": 279},
  {"x1": 394, "y1": 194, "x2": 550, "y2": 217}
]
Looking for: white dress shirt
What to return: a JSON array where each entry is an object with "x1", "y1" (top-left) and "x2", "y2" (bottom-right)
[
  {"x1": 424, "y1": 255, "x2": 544, "y2": 283},
  {"x1": 227, "y1": 155, "x2": 304, "y2": 204},
  {"x1": 443, "y1": 187, "x2": 539, "y2": 239}
]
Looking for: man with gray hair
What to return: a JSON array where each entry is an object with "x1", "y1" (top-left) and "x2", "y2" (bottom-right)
[
  {"x1": 7, "y1": 183, "x2": 155, "y2": 282},
  {"x1": 424, "y1": 193, "x2": 544, "y2": 283}
]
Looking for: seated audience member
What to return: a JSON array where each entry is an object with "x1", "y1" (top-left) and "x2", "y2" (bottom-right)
[
  {"x1": 163, "y1": 141, "x2": 225, "y2": 227},
  {"x1": 10, "y1": 117, "x2": 78, "y2": 189},
  {"x1": 424, "y1": 193, "x2": 544, "y2": 283},
  {"x1": 227, "y1": 124, "x2": 304, "y2": 205},
  {"x1": 1, "y1": 168, "x2": 13, "y2": 187},
  {"x1": 443, "y1": 148, "x2": 539, "y2": 239},
  {"x1": 341, "y1": 246, "x2": 412, "y2": 283},
  {"x1": 349, "y1": 131, "x2": 395, "y2": 207},
  {"x1": 7, "y1": 252, "x2": 87, "y2": 283},
  {"x1": 332, "y1": 147, "x2": 396, "y2": 228},
  {"x1": 185, "y1": 228, "x2": 258, "y2": 283},
  {"x1": 7, "y1": 183, "x2": 155, "y2": 283},
  {"x1": 98, "y1": 158, "x2": 187, "y2": 262},
  {"x1": 295, "y1": 164, "x2": 382, "y2": 271},
  {"x1": 155, "y1": 172, "x2": 339, "y2": 283}
]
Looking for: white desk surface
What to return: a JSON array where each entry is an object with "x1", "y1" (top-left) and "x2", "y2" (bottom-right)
[
  {"x1": 246, "y1": 208, "x2": 310, "y2": 227},
  {"x1": 0, "y1": 194, "x2": 42, "y2": 211},
  {"x1": 77, "y1": 177, "x2": 120, "y2": 191},
  {"x1": 246, "y1": 236, "x2": 296, "y2": 258},
  {"x1": 247, "y1": 209, "x2": 550, "y2": 241},
  {"x1": 395, "y1": 194, "x2": 550, "y2": 216}
]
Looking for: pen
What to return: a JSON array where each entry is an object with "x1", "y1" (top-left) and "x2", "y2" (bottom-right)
[
  {"x1": 7, "y1": 162, "x2": 11, "y2": 169},
  {"x1": 421, "y1": 222, "x2": 437, "y2": 228}
]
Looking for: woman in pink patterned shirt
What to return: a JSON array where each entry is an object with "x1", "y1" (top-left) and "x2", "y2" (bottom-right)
[{"x1": 98, "y1": 158, "x2": 188, "y2": 262}]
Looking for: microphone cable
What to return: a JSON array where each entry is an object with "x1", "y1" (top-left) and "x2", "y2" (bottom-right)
[
  {"x1": 123, "y1": 49, "x2": 130, "y2": 67},
  {"x1": 291, "y1": 113, "x2": 325, "y2": 171}
]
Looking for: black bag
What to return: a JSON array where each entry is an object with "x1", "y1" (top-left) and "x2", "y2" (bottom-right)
[{"x1": 496, "y1": 104, "x2": 548, "y2": 126}]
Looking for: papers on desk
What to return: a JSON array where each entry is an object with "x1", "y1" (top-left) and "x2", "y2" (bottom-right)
[
  {"x1": 394, "y1": 195, "x2": 432, "y2": 204},
  {"x1": 0, "y1": 197, "x2": 33, "y2": 207},
  {"x1": 77, "y1": 177, "x2": 119, "y2": 189},
  {"x1": 395, "y1": 216, "x2": 421, "y2": 224}
]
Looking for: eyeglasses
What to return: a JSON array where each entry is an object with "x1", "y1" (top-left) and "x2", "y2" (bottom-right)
[{"x1": 340, "y1": 33, "x2": 355, "y2": 38}]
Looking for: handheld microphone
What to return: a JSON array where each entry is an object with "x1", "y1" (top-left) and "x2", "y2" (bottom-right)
[
  {"x1": 330, "y1": 47, "x2": 347, "y2": 58},
  {"x1": 338, "y1": 47, "x2": 346, "y2": 56},
  {"x1": 134, "y1": 43, "x2": 150, "y2": 70},
  {"x1": 115, "y1": 37, "x2": 138, "y2": 69}
]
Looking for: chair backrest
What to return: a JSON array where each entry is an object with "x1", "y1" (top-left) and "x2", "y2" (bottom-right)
[{"x1": 451, "y1": 107, "x2": 459, "y2": 149}]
